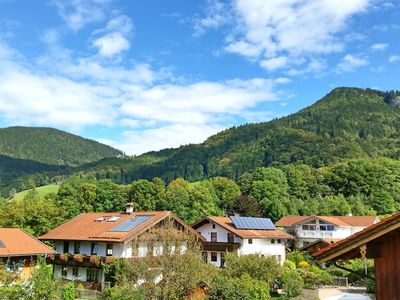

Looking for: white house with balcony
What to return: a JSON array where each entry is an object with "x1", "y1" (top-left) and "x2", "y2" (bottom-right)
[
  {"x1": 276, "y1": 215, "x2": 380, "y2": 248},
  {"x1": 39, "y1": 207, "x2": 204, "y2": 290},
  {"x1": 192, "y1": 216, "x2": 293, "y2": 267}
]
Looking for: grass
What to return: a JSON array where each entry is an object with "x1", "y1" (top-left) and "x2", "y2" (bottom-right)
[{"x1": 12, "y1": 184, "x2": 60, "y2": 200}]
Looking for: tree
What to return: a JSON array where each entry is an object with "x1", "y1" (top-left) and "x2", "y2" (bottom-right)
[
  {"x1": 31, "y1": 257, "x2": 58, "y2": 300},
  {"x1": 0, "y1": 190, "x2": 64, "y2": 236},
  {"x1": 129, "y1": 179, "x2": 157, "y2": 211},
  {"x1": 108, "y1": 220, "x2": 213, "y2": 299},
  {"x1": 211, "y1": 177, "x2": 241, "y2": 212},
  {"x1": 164, "y1": 178, "x2": 191, "y2": 221},
  {"x1": 232, "y1": 195, "x2": 262, "y2": 217}
]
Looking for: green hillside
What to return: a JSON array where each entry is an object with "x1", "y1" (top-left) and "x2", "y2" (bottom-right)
[
  {"x1": 0, "y1": 126, "x2": 122, "y2": 166},
  {"x1": 76, "y1": 87, "x2": 400, "y2": 183},
  {"x1": 12, "y1": 184, "x2": 60, "y2": 201}
]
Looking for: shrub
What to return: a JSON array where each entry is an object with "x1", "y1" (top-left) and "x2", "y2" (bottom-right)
[
  {"x1": 297, "y1": 265, "x2": 332, "y2": 288},
  {"x1": 208, "y1": 273, "x2": 270, "y2": 300},
  {"x1": 224, "y1": 253, "x2": 282, "y2": 287},
  {"x1": 281, "y1": 269, "x2": 304, "y2": 298},
  {"x1": 62, "y1": 282, "x2": 76, "y2": 300},
  {"x1": 283, "y1": 260, "x2": 296, "y2": 270},
  {"x1": 366, "y1": 278, "x2": 375, "y2": 293},
  {"x1": 297, "y1": 260, "x2": 309, "y2": 268}
]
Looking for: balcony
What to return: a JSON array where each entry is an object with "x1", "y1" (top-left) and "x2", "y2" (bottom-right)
[
  {"x1": 201, "y1": 241, "x2": 240, "y2": 252},
  {"x1": 298, "y1": 230, "x2": 334, "y2": 239},
  {"x1": 46, "y1": 253, "x2": 117, "y2": 268}
]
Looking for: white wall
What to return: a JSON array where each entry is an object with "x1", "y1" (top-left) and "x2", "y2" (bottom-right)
[
  {"x1": 196, "y1": 221, "x2": 242, "y2": 243},
  {"x1": 196, "y1": 221, "x2": 287, "y2": 265}
]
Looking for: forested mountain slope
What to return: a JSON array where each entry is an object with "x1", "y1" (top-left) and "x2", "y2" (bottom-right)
[
  {"x1": 0, "y1": 127, "x2": 122, "y2": 166},
  {"x1": 77, "y1": 87, "x2": 400, "y2": 183}
]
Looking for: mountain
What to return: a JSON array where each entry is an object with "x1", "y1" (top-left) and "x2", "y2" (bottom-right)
[
  {"x1": 75, "y1": 87, "x2": 400, "y2": 183},
  {"x1": 0, "y1": 127, "x2": 122, "y2": 166},
  {"x1": 2, "y1": 87, "x2": 400, "y2": 197}
]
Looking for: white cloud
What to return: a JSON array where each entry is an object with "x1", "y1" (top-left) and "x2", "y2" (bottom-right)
[
  {"x1": 260, "y1": 56, "x2": 288, "y2": 71},
  {"x1": 93, "y1": 32, "x2": 130, "y2": 57},
  {"x1": 52, "y1": 0, "x2": 110, "y2": 31},
  {"x1": 371, "y1": 43, "x2": 389, "y2": 51},
  {"x1": 114, "y1": 124, "x2": 225, "y2": 155},
  {"x1": 389, "y1": 55, "x2": 400, "y2": 62},
  {"x1": 0, "y1": 37, "x2": 284, "y2": 154},
  {"x1": 92, "y1": 15, "x2": 133, "y2": 57},
  {"x1": 199, "y1": 0, "x2": 370, "y2": 73},
  {"x1": 193, "y1": 0, "x2": 229, "y2": 36},
  {"x1": 336, "y1": 54, "x2": 368, "y2": 73}
]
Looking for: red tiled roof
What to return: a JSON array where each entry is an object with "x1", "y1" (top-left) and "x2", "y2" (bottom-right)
[
  {"x1": 193, "y1": 216, "x2": 293, "y2": 239},
  {"x1": 313, "y1": 212, "x2": 400, "y2": 262},
  {"x1": 276, "y1": 215, "x2": 379, "y2": 227},
  {"x1": 39, "y1": 211, "x2": 204, "y2": 243},
  {"x1": 0, "y1": 228, "x2": 55, "y2": 257}
]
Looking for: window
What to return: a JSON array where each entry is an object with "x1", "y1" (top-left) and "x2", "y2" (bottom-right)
[
  {"x1": 132, "y1": 242, "x2": 139, "y2": 257},
  {"x1": 277, "y1": 239, "x2": 281, "y2": 244},
  {"x1": 271, "y1": 239, "x2": 275, "y2": 244},
  {"x1": 211, "y1": 232, "x2": 217, "y2": 242},
  {"x1": 227, "y1": 233, "x2": 234, "y2": 243},
  {"x1": 319, "y1": 221, "x2": 334, "y2": 231},
  {"x1": 74, "y1": 242, "x2": 80, "y2": 254},
  {"x1": 72, "y1": 267, "x2": 79, "y2": 278},
  {"x1": 211, "y1": 252, "x2": 217, "y2": 262},
  {"x1": 61, "y1": 266, "x2": 68, "y2": 277},
  {"x1": 91, "y1": 242, "x2": 98, "y2": 255},
  {"x1": 86, "y1": 269, "x2": 98, "y2": 282},
  {"x1": 302, "y1": 220, "x2": 317, "y2": 231},
  {"x1": 248, "y1": 238, "x2": 253, "y2": 244},
  {"x1": 63, "y1": 241, "x2": 69, "y2": 253},
  {"x1": 212, "y1": 223, "x2": 216, "y2": 229},
  {"x1": 220, "y1": 253, "x2": 225, "y2": 268},
  {"x1": 106, "y1": 243, "x2": 113, "y2": 256},
  {"x1": 202, "y1": 251, "x2": 208, "y2": 262}
]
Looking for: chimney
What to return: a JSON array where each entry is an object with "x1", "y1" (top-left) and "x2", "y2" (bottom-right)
[{"x1": 126, "y1": 202, "x2": 134, "y2": 214}]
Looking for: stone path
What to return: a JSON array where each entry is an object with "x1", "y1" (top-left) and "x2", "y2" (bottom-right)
[{"x1": 319, "y1": 288, "x2": 372, "y2": 300}]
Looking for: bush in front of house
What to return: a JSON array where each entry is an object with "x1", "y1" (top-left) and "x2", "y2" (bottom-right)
[
  {"x1": 208, "y1": 273, "x2": 271, "y2": 300},
  {"x1": 62, "y1": 282, "x2": 75, "y2": 300},
  {"x1": 280, "y1": 269, "x2": 304, "y2": 298},
  {"x1": 224, "y1": 253, "x2": 282, "y2": 288}
]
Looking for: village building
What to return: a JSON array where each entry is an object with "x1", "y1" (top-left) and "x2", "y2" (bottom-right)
[
  {"x1": 276, "y1": 215, "x2": 379, "y2": 248},
  {"x1": 313, "y1": 212, "x2": 400, "y2": 300},
  {"x1": 192, "y1": 216, "x2": 293, "y2": 267},
  {"x1": 39, "y1": 206, "x2": 204, "y2": 290},
  {"x1": 0, "y1": 228, "x2": 55, "y2": 280}
]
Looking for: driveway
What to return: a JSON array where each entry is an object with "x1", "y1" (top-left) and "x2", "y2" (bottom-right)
[{"x1": 319, "y1": 288, "x2": 373, "y2": 300}]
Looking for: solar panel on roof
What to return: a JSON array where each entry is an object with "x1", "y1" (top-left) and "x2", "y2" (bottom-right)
[
  {"x1": 230, "y1": 216, "x2": 276, "y2": 230},
  {"x1": 111, "y1": 215, "x2": 154, "y2": 232},
  {"x1": 107, "y1": 216, "x2": 122, "y2": 222}
]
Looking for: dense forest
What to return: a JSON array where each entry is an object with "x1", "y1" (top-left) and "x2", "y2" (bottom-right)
[
  {"x1": 1, "y1": 87, "x2": 400, "y2": 199},
  {"x1": 0, "y1": 126, "x2": 122, "y2": 166}
]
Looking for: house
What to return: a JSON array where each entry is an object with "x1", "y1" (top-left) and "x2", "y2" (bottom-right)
[
  {"x1": 313, "y1": 212, "x2": 400, "y2": 300},
  {"x1": 39, "y1": 206, "x2": 204, "y2": 290},
  {"x1": 192, "y1": 216, "x2": 293, "y2": 267},
  {"x1": 0, "y1": 228, "x2": 55, "y2": 280},
  {"x1": 276, "y1": 215, "x2": 379, "y2": 248}
]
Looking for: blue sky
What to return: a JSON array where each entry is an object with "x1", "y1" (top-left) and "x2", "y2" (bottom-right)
[{"x1": 0, "y1": 0, "x2": 399, "y2": 154}]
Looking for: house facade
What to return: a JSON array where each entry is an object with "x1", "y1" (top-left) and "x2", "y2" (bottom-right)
[
  {"x1": 276, "y1": 215, "x2": 380, "y2": 248},
  {"x1": 192, "y1": 216, "x2": 293, "y2": 267},
  {"x1": 39, "y1": 208, "x2": 204, "y2": 290},
  {"x1": 313, "y1": 212, "x2": 400, "y2": 300},
  {"x1": 0, "y1": 228, "x2": 55, "y2": 280}
]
